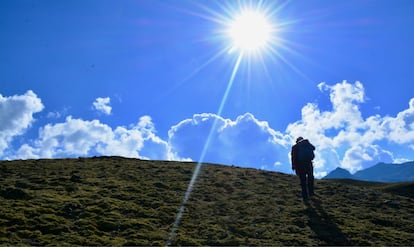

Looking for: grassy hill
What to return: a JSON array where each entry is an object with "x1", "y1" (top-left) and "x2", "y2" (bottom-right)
[{"x1": 1, "y1": 157, "x2": 414, "y2": 246}]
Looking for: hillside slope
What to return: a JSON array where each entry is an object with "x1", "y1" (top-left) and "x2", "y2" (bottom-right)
[{"x1": 1, "y1": 157, "x2": 414, "y2": 246}]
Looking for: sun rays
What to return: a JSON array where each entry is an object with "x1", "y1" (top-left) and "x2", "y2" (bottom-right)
[{"x1": 167, "y1": 1, "x2": 293, "y2": 245}]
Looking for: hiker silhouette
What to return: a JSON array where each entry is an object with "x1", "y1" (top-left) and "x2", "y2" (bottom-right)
[{"x1": 291, "y1": 137, "x2": 315, "y2": 201}]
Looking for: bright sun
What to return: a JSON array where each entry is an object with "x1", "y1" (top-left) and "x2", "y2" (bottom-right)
[{"x1": 227, "y1": 10, "x2": 272, "y2": 53}]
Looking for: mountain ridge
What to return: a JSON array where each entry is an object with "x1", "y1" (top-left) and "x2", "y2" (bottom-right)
[{"x1": 324, "y1": 161, "x2": 414, "y2": 182}]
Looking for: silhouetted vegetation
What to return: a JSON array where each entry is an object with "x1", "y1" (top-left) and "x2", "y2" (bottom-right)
[{"x1": 1, "y1": 157, "x2": 414, "y2": 246}]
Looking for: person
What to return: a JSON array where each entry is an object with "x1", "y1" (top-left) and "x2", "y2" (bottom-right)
[{"x1": 291, "y1": 136, "x2": 315, "y2": 201}]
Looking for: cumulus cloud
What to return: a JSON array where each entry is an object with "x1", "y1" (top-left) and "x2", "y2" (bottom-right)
[
  {"x1": 3, "y1": 81, "x2": 414, "y2": 178},
  {"x1": 168, "y1": 112, "x2": 291, "y2": 171},
  {"x1": 0, "y1": 91, "x2": 44, "y2": 156},
  {"x1": 382, "y1": 98, "x2": 414, "y2": 144},
  {"x1": 288, "y1": 81, "x2": 367, "y2": 150},
  {"x1": 341, "y1": 145, "x2": 393, "y2": 173},
  {"x1": 12, "y1": 115, "x2": 173, "y2": 161},
  {"x1": 287, "y1": 80, "x2": 414, "y2": 174},
  {"x1": 92, "y1": 97, "x2": 111, "y2": 115}
]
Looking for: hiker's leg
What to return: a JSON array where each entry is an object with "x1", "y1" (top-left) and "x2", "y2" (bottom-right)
[
  {"x1": 307, "y1": 163, "x2": 315, "y2": 195},
  {"x1": 298, "y1": 173, "x2": 308, "y2": 200}
]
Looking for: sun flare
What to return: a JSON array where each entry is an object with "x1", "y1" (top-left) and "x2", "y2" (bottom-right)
[
  {"x1": 168, "y1": 3, "x2": 288, "y2": 244},
  {"x1": 227, "y1": 10, "x2": 272, "y2": 53}
]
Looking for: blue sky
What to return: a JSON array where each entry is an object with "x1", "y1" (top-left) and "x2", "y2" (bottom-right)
[{"x1": 1, "y1": 0, "x2": 414, "y2": 177}]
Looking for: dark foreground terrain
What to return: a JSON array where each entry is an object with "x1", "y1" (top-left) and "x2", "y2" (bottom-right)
[{"x1": 1, "y1": 157, "x2": 414, "y2": 246}]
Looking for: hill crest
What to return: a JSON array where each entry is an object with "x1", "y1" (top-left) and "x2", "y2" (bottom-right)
[{"x1": 1, "y1": 156, "x2": 414, "y2": 246}]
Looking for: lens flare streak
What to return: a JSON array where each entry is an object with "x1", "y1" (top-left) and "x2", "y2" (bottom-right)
[{"x1": 167, "y1": 51, "x2": 244, "y2": 245}]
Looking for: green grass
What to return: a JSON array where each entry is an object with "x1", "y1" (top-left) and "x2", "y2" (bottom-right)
[{"x1": 1, "y1": 157, "x2": 414, "y2": 246}]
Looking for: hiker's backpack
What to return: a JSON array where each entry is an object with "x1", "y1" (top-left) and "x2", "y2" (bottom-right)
[{"x1": 297, "y1": 142, "x2": 315, "y2": 162}]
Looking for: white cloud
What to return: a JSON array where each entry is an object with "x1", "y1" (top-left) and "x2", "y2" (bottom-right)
[
  {"x1": 342, "y1": 145, "x2": 393, "y2": 173},
  {"x1": 4, "y1": 82, "x2": 414, "y2": 178},
  {"x1": 0, "y1": 91, "x2": 44, "y2": 156},
  {"x1": 314, "y1": 171, "x2": 327, "y2": 178},
  {"x1": 92, "y1": 97, "x2": 111, "y2": 115},
  {"x1": 47, "y1": 106, "x2": 70, "y2": 119},
  {"x1": 11, "y1": 115, "x2": 174, "y2": 161},
  {"x1": 287, "y1": 80, "x2": 414, "y2": 175},
  {"x1": 168, "y1": 112, "x2": 291, "y2": 171},
  {"x1": 382, "y1": 98, "x2": 414, "y2": 144},
  {"x1": 288, "y1": 81, "x2": 367, "y2": 150},
  {"x1": 288, "y1": 81, "x2": 377, "y2": 174},
  {"x1": 47, "y1": 111, "x2": 61, "y2": 119}
]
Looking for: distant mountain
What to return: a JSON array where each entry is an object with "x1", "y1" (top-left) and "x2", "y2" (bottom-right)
[
  {"x1": 323, "y1": 167, "x2": 353, "y2": 179},
  {"x1": 324, "y1": 161, "x2": 414, "y2": 182}
]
